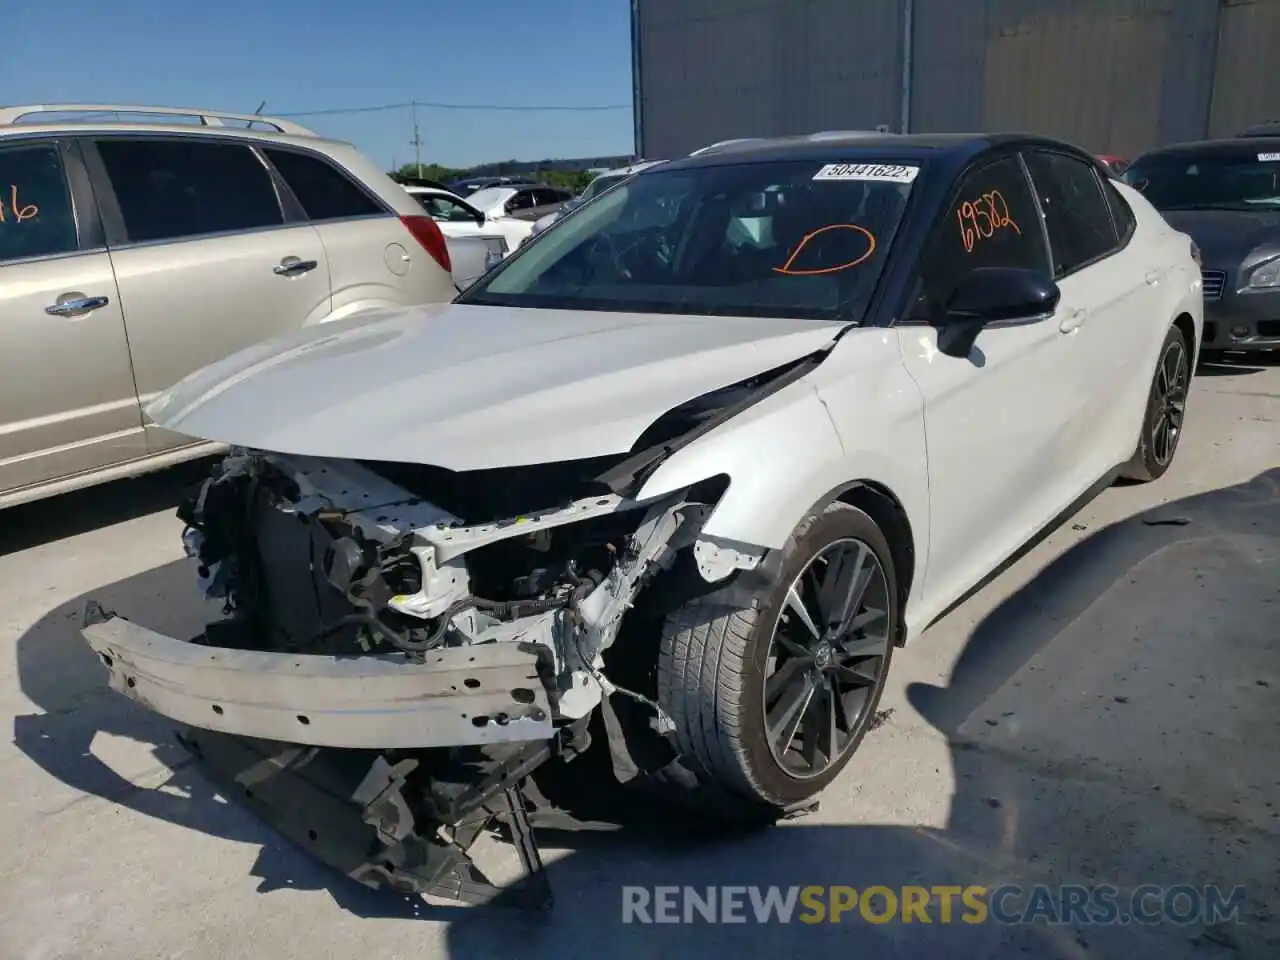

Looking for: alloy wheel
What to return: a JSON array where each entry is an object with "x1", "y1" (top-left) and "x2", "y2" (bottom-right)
[
  {"x1": 1152, "y1": 340, "x2": 1188, "y2": 466},
  {"x1": 762, "y1": 537, "x2": 892, "y2": 779}
]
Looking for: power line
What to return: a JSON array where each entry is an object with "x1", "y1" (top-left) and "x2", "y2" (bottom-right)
[{"x1": 276, "y1": 99, "x2": 630, "y2": 118}]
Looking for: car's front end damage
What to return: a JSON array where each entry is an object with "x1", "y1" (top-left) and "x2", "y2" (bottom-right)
[
  {"x1": 76, "y1": 297, "x2": 857, "y2": 907},
  {"x1": 78, "y1": 444, "x2": 759, "y2": 907}
]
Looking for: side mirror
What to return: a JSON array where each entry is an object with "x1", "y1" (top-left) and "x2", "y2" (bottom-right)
[{"x1": 935, "y1": 266, "x2": 1060, "y2": 358}]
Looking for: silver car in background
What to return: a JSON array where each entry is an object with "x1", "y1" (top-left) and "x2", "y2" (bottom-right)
[{"x1": 0, "y1": 103, "x2": 459, "y2": 510}]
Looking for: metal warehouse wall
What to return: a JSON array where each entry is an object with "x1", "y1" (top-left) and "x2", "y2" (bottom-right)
[{"x1": 634, "y1": 0, "x2": 1280, "y2": 159}]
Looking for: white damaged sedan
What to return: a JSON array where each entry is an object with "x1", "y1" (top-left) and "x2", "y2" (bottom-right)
[{"x1": 80, "y1": 132, "x2": 1202, "y2": 907}]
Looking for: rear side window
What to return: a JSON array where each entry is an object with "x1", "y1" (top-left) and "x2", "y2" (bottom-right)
[
  {"x1": 918, "y1": 155, "x2": 1049, "y2": 312},
  {"x1": 265, "y1": 149, "x2": 382, "y2": 221},
  {"x1": 1023, "y1": 151, "x2": 1119, "y2": 277},
  {"x1": 1103, "y1": 179, "x2": 1136, "y2": 243},
  {"x1": 96, "y1": 138, "x2": 283, "y2": 243},
  {"x1": 0, "y1": 143, "x2": 78, "y2": 263}
]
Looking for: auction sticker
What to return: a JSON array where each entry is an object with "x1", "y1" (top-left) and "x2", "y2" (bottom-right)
[{"x1": 813, "y1": 163, "x2": 920, "y2": 183}]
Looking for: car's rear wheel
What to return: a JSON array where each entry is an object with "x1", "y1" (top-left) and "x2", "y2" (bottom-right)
[
  {"x1": 655, "y1": 500, "x2": 897, "y2": 819},
  {"x1": 1119, "y1": 324, "x2": 1190, "y2": 483}
]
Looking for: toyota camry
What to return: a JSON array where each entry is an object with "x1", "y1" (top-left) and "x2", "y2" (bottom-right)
[{"x1": 79, "y1": 132, "x2": 1202, "y2": 907}]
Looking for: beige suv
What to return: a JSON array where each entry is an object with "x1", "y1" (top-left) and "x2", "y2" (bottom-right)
[{"x1": 0, "y1": 103, "x2": 458, "y2": 509}]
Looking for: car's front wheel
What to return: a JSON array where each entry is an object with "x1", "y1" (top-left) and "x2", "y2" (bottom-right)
[
  {"x1": 1120, "y1": 324, "x2": 1190, "y2": 483},
  {"x1": 656, "y1": 500, "x2": 898, "y2": 819}
]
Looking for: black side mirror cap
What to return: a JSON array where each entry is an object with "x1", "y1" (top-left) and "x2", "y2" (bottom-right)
[{"x1": 936, "y1": 266, "x2": 1060, "y2": 358}]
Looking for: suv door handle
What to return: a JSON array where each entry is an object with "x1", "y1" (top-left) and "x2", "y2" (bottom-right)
[
  {"x1": 45, "y1": 295, "x2": 110, "y2": 317},
  {"x1": 273, "y1": 257, "x2": 318, "y2": 276},
  {"x1": 1144, "y1": 268, "x2": 1162, "y2": 286},
  {"x1": 1059, "y1": 307, "x2": 1087, "y2": 334}
]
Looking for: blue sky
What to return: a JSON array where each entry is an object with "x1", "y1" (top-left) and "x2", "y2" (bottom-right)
[{"x1": 2, "y1": 0, "x2": 636, "y2": 170}]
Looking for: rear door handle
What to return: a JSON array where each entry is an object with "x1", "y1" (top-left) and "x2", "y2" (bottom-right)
[
  {"x1": 273, "y1": 257, "x2": 318, "y2": 276},
  {"x1": 1144, "y1": 268, "x2": 1162, "y2": 286},
  {"x1": 1059, "y1": 307, "x2": 1087, "y2": 334},
  {"x1": 45, "y1": 295, "x2": 110, "y2": 317}
]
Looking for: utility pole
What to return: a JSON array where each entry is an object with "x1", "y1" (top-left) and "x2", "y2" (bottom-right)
[{"x1": 410, "y1": 101, "x2": 424, "y2": 179}]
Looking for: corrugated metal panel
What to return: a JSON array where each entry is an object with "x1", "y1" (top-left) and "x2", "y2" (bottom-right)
[
  {"x1": 635, "y1": 0, "x2": 904, "y2": 158},
  {"x1": 910, "y1": 0, "x2": 987, "y2": 133},
  {"x1": 979, "y1": 0, "x2": 1176, "y2": 155},
  {"x1": 635, "y1": 0, "x2": 1272, "y2": 161},
  {"x1": 1208, "y1": 0, "x2": 1280, "y2": 137}
]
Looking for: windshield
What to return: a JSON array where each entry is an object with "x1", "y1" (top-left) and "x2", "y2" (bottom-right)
[
  {"x1": 460, "y1": 159, "x2": 918, "y2": 321},
  {"x1": 1123, "y1": 151, "x2": 1280, "y2": 210}
]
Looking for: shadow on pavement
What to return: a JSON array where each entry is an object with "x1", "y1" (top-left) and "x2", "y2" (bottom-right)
[
  {"x1": 12, "y1": 469, "x2": 1280, "y2": 958},
  {"x1": 0, "y1": 457, "x2": 216, "y2": 559}
]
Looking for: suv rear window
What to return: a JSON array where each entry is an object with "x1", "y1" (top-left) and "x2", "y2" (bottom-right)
[
  {"x1": 463, "y1": 160, "x2": 918, "y2": 321},
  {"x1": 96, "y1": 138, "x2": 284, "y2": 243},
  {"x1": 265, "y1": 149, "x2": 382, "y2": 221},
  {"x1": 0, "y1": 143, "x2": 78, "y2": 263}
]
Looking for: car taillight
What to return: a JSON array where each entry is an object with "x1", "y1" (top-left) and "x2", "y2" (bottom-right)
[
  {"x1": 399, "y1": 215, "x2": 452, "y2": 273},
  {"x1": 1190, "y1": 238, "x2": 1202, "y2": 267}
]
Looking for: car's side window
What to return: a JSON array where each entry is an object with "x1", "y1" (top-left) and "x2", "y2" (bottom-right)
[
  {"x1": 1022, "y1": 150, "x2": 1120, "y2": 277},
  {"x1": 0, "y1": 143, "x2": 79, "y2": 264},
  {"x1": 95, "y1": 138, "x2": 284, "y2": 244},
  {"x1": 1102, "y1": 178, "x2": 1137, "y2": 245},
  {"x1": 917, "y1": 155, "x2": 1050, "y2": 315},
  {"x1": 264, "y1": 148, "x2": 383, "y2": 222},
  {"x1": 505, "y1": 191, "x2": 535, "y2": 213}
]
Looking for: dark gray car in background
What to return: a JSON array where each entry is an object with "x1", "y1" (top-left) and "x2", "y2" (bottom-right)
[{"x1": 1125, "y1": 138, "x2": 1280, "y2": 355}]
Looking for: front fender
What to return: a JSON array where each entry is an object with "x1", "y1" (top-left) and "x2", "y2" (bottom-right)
[{"x1": 635, "y1": 378, "x2": 929, "y2": 564}]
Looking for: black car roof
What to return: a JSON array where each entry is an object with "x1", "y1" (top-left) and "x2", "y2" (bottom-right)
[
  {"x1": 658, "y1": 131, "x2": 1096, "y2": 176},
  {"x1": 1132, "y1": 137, "x2": 1280, "y2": 161}
]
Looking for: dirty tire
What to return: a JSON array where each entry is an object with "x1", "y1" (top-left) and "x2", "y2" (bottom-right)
[
  {"x1": 1119, "y1": 324, "x2": 1190, "y2": 483},
  {"x1": 655, "y1": 500, "x2": 898, "y2": 820}
]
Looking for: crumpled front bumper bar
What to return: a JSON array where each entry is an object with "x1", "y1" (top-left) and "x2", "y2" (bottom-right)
[{"x1": 79, "y1": 601, "x2": 556, "y2": 750}]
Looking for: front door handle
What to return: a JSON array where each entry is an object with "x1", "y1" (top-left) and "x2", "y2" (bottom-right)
[
  {"x1": 273, "y1": 257, "x2": 318, "y2": 276},
  {"x1": 1059, "y1": 307, "x2": 1087, "y2": 334},
  {"x1": 45, "y1": 295, "x2": 110, "y2": 317}
]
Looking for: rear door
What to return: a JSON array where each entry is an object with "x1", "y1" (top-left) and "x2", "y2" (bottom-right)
[
  {"x1": 0, "y1": 138, "x2": 145, "y2": 499},
  {"x1": 85, "y1": 135, "x2": 330, "y2": 452},
  {"x1": 1021, "y1": 148, "x2": 1153, "y2": 474},
  {"x1": 262, "y1": 146, "x2": 443, "y2": 319},
  {"x1": 895, "y1": 152, "x2": 1082, "y2": 611}
]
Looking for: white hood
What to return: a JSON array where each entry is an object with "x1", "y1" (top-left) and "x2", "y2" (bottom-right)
[{"x1": 147, "y1": 303, "x2": 840, "y2": 470}]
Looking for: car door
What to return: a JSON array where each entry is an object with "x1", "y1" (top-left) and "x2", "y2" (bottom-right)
[
  {"x1": 84, "y1": 135, "x2": 330, "y2": 453},
  {"x1": 0, "y1": 138, "x2": 146, "y2": 500},
  {"x1": 1021, "y1": 148, "x2": 1152, "y2": 476},
  {"x1": 263, "y1": 146, "x2": 443, "y2": 320},
  {"x1": 894, "y1": 152, "x2": 1085, "y2": 612}
]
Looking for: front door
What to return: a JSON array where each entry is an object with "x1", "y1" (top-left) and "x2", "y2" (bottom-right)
[
  {"x1": 85, "y1": 135, "x2": 331, "y2": 452},
  {"x1": 0, "y1": 139, "x2": 144, "y2": 499},
  {"x1": 895, "y1": 153, "x2": 1083, "y2": 616}
]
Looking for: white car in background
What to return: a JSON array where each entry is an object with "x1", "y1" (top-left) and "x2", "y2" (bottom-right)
[
  {"x1": 464, "y1": 183, "x2": 575, "y2": 227},
  {"x1": 403, "y1": 185, "x2": 530, "y2": 287}
]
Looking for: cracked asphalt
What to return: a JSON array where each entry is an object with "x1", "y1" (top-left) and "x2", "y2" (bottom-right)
[{"x1": 1, "y1": 354, "x2": 1277, "y2": 959}]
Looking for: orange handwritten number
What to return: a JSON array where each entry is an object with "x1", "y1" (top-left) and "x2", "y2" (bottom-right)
[
  {"x1": 956, "y1": 190, "x2": 1020, "y2": 251},
  {"x1": 10, "y1": 185, "x2": 38, "y2": 222}
]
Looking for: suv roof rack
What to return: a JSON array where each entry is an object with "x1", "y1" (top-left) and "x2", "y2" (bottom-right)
[{"x1": 0, "y1": 103, "x2": 317, "y2": 136}]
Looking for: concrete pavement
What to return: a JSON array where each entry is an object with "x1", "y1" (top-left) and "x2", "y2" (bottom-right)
[{"x1": 1, "y1": 354, "x2": 1277, "y2": 959}]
